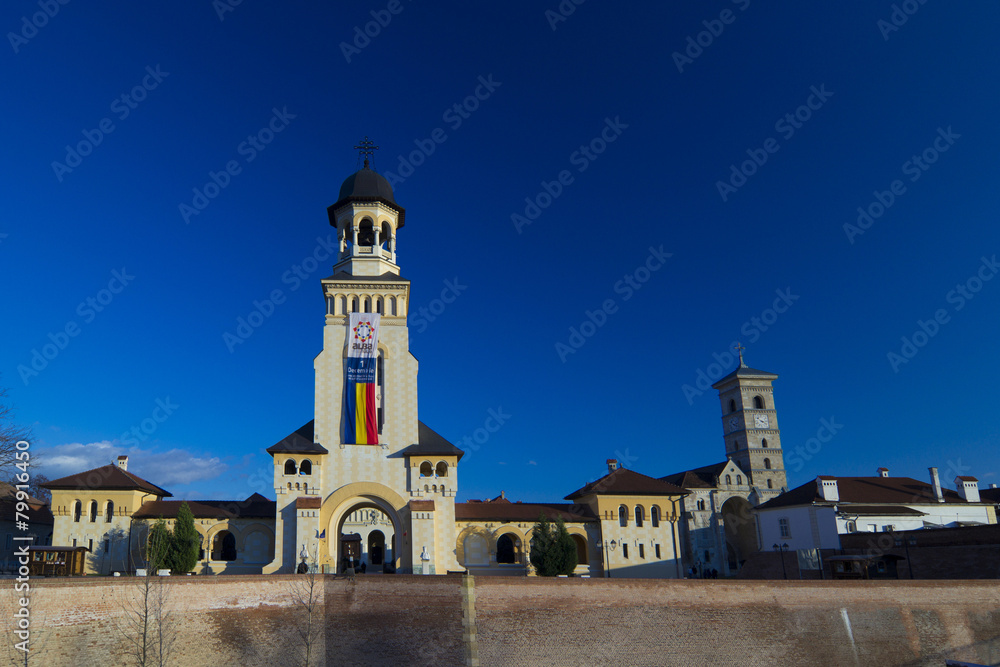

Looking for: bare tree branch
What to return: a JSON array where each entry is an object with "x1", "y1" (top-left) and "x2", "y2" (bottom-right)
[{"x1": 0, "y1": 385, "x2": 32, "y2": 475}]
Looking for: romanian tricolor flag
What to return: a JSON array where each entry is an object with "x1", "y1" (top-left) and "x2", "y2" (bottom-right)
[{"x1": 343, "y1": 312, "x2": 379, "y2": 445}]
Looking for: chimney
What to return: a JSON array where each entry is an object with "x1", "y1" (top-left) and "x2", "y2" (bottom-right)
[
  {"x1": 500, "y1": 490, "x2": 505, "y2": 500},
  {"x1": 877, "y1": 467, "x2": 889, "y2": 478},
  {"x1": 817, "y1": 476, "x2": 839, "y2": 502},
  {"x1": 929, "y1": 467, "x2": 944, "y2": 503},
  {"x1": 955, "y1": 477, "x2": 980, "y2": 503},
  {"x1": 991, "y1": 484, "x2": 998, "y2": 489},
  {"x1": 607, "y1": 459, "x2": 619, "y2": 473},
  {"x1": 117, "y1": 455, "x2": 128, "y2": 471}
]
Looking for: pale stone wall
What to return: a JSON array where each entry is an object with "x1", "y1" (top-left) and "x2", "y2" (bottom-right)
[{"x1": 12, "y1": 576, "x2": 1000, "y2": 666}]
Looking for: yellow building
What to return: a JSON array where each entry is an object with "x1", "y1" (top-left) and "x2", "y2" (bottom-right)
[
  {"x1": 44, "y1": 455, "x2": 275, "y2": 575},
  {"x1": 455, "y1": 461, "x2": 688, "y2": 578}
]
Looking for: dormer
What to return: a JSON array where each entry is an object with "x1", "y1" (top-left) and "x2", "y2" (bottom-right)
[
  {"x1": 955, "y1": 476, "x2": 980, "y2": 503},
  {"x1": 817, "y1": 476, "x2": 839, "y2": 502}
]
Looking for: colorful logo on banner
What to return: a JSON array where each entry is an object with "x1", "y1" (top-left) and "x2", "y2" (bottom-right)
[{"x1": 343, "y1": 312, "x2": 380, "y2": 445}]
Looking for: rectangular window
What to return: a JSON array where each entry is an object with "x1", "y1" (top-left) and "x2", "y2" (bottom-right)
[
  {"x1": 655, "y1": 544, "x2": 661, "y2": 559},
  {"x1": 72, "y1": 539, "x2": 77, "y2": 547},
  {"x1": 639, "y1": 544, "x2": 645, "y2": 559},
  {"x1": 88, "y1": 539, "x2": 93, "y2": 552},
  {"x1": 881, "y1": 525, "x2": 894, "y2": 532},
  {"x1": 622, "y1": 544, "x2": 629, "y2": 559},
  {"x1": 104, "y1": 540, "x2": 110, "y2": 554},
  {"x1": 778, "y1": 518, "x2": 790, "y2": 539}
]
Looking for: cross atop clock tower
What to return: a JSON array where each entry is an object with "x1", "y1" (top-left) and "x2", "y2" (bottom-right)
[{"x1": 712, "y1": 349, "x2": 787, "y2": 502}]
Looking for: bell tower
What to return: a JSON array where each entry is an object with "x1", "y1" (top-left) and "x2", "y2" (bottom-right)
[
  {"x1": 711, "y1": 346, "x2": 787, "y2": 502},
  {"x1": 328, "y1": 137, "x2": 404, "y2": 278}
]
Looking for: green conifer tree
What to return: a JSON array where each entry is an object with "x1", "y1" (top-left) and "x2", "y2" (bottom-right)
[
  {"x1": 529, "y1": 514, "x2": 578, "y2": 576},
  {"x1": 170, "y1": 502, "x2": 200, "y2": 574}
]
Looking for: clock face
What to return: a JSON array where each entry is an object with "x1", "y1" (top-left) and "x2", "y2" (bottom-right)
[
  {"x1": 755, "y1": 414, "x2": 769, "y2": 429},
  {"x1": 728, "y1": 417, "x2": 739, "y2": 432}
]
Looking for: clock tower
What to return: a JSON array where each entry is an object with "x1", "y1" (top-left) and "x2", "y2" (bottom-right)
[{"x1": 711, "y1": 347, "x2": 787, "y2": 502}]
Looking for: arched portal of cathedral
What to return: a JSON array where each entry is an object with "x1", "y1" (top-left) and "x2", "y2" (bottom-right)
[
  {"x1": 720, "y1": 497, "x2": 756, "y2": 573},
  {"x1": 332, "y1": 500, "x2": 399, "y2": 574}
]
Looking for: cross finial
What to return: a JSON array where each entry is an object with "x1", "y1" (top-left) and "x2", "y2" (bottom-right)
[
  {"x1": 734, "y1": 342, "x2": 746, "y2": 367},
  {"x1": 353, "y1": 136, "x2": 379, "y2": 168}
]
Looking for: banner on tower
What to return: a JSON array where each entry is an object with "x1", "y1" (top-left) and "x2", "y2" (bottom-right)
[{"x1": 343, "y1": 312, "x2": 380, "y2": 445}]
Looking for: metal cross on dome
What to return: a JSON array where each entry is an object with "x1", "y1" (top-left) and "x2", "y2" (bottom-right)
[
  {"x1": 354, "y1": 136, "x2": 379, "y2": 167},
  {"x1": 734, "y1": 342, "x2": 746, "y2": 366}
]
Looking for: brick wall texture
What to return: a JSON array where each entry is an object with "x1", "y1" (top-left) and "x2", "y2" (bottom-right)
[{"x1": 7, "y1": 575, "x2": 999, "y2": 666}]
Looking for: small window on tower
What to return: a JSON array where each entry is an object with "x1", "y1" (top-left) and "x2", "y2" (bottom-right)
[
  {"x1": 754, "y1": 395, "x2": 765, "y2": 409},
  {"x1": 728, "y1": 399, "x2": 736, "y2": 413},
  {"x1": 767, "y1": 479, "x2": 773, "y2": 489},
  {"x1": 764, "y1": 458, "x2": 771, "y2": 470}
]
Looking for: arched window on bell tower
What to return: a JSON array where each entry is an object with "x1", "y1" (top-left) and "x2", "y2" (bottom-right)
[{"x1": 358, "y1": 218, "x2": 375, "y2": 247}]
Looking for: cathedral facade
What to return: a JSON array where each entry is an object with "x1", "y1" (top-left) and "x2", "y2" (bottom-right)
[{"x1": 42, "y1": 154, "x2": 791, "y2": 579}]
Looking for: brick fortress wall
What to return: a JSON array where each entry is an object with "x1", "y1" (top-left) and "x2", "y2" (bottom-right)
[{"x1": 8, "y1": 575, "x2": 999, "y2": 666}]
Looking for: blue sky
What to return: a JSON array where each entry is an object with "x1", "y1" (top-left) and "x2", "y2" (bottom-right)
[{"x1": 3, "y1": 2, "x2": 999, "y2": 503}]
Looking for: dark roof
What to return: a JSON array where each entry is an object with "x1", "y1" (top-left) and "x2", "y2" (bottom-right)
[
  {"x1": 133, "y1": 493, "x2": 274, "y2": 520},
  {"x1": 267, "y1": 422, "x2": 329, "y2": 455},
  {"x1": 323, "y1": 272, "x2": 410, "y2": 283},
  {"x1": 338, "y1": 165, "x2": 397, "y2": 205},
  {"x1": 0, "y1": 498, "x2": 53, "y2": 525},
  {"x1": 838, "y1": 505, "x2": 926, "y2": 516},
  {"x1": 456, "y1": 502, "x2": 597, "y2": 523},
  {"x1": 43, "y1": 464, "x2": 171, "y2": 497},
  {"x1": 660, "y1": 461, "x2": 730, "y2": 489},
  {"x1": 565, "y1": 468, "x2": 688, "y2": 500},
  {"x1": 0, "y1": 482, "x2": 48, "y2": 507},
  {"x1": 329, "y1": 165, "x2": 406, "y2": 226},
  {"x1": 398, "y1": 422, "x2": 465, "y2": 461},
  {"x1": 757, "y1": 476, "x2": 982, "y2": 511},
  {"x1": 712, "y1": 364, "x2": 777, "y2": 387},
  {"x1": 980, "y1": 487, "x2": 1000, "y2": 502}
]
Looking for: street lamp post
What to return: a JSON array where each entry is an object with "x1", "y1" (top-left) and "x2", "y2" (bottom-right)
[
  {"x1": 772, "y1": 543, "x2": 789, "y2": 580},
  {"x1": 602, "y1": 540, "x2": 617, "y2": 578}
]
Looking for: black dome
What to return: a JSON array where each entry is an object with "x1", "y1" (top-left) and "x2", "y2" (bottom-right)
[{"x1": 338, "y1": 165, "x2": 396, "y2": 205}]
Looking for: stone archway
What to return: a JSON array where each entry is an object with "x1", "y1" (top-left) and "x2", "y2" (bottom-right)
[
  {"x1": 332, "y1": 500, "x2": 400, "y2": 574},
  {"x1": 322, "y1": 482, "x2": 409, "y2": 574},
  {"x1": 721, "y1": 496, "x2": 756, "y2": 572}
]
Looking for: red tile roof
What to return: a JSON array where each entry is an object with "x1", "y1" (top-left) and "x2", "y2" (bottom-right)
[
  {"x1": 43, "y1": 464, "x2": 171, "y2": 497},
  {"x1": 565, "y1": 468, "x2": 688, "y2": 500},
  {"x1": 132, "y1": 493, "x2": 274, "y2": 519},
  {"x1": 455, "y1": 502, "x2": 596, "y2": 523}
]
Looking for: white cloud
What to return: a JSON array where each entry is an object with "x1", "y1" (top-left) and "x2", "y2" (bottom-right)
[
  {"x1": 36, "y1": 441, "x2": 227, "y2": 488},
  {"x1": 528, "y1": 460, "x2": 538, "y2": 466}
]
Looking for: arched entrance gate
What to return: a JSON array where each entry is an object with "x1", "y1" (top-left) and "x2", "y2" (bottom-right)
[{"x1": 320, "y1": 483, "x2": 410, "y2": 575}]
